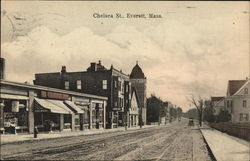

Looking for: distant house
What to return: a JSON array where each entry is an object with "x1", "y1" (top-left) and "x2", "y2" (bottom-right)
[
  {"x1": 226, "y1": 79, "x2": 250, "y2": 123},
  {"x1": 211, "y1": 97, "x2": 225, "y2": 114}
]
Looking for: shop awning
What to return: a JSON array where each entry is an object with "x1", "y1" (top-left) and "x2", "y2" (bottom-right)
[
  {"x1": 0, "y1": 93, "x2": 29, "y2": 100},
  {"x1": 34, "y1": 98, "x2": 73, "y2": 114},
  {"x1": 64, "y1": 101, "x2": 84, "y2": 114}
]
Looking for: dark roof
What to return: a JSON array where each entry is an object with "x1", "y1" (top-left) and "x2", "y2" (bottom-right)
[
  {"x1": 227, "y1": 80, "x2": 247, "y2": 96},
  {"x1": 211, "y1": 97, "x2": 225, "y2": 102},
  {"x1": 130, "y1": 63, "x2": 145, "y2": 79}
]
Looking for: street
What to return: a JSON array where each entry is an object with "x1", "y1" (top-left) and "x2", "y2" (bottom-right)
[{"x1": 1, "y1": 120, "x2": 212, "y2": 161}]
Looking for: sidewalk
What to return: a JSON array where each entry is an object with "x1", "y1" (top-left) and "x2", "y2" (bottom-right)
[
  {"x1": 0, "y1": 125, "x2": 158, "y2": 145},
  {"x1": 201, "y1": 127, "x2": 250, "y2": 161}
]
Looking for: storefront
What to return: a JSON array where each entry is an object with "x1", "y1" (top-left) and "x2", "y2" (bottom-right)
[
  {"x1": 0, "y1": 94, "x2": 29, "y2": 134},
  {"x1": 0, "y1": 80, "x2": 107, "y2": 134}
]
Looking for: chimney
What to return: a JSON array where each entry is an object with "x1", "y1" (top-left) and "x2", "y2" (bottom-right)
[
  {"x1": 90, "y1": 63, "x2": 97, "y2": 71},
  {"x1": 98, "y1": 60, "x2": 101, "y2": 65},
  {"x1": 0, "y1": 58, "x2": 6, "y2": 79},
  {"x1": 61, "y1": 66, "x2": 66, "y2": 73}
]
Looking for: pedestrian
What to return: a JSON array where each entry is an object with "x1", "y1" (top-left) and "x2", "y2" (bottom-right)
[{"x1": 34, "y1": 126, "x2": 39, "y2": 138}]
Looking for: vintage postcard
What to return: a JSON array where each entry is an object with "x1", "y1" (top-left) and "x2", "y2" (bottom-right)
[{"x1": 1, "y1": 1, "x2": 249, "y2": 161}]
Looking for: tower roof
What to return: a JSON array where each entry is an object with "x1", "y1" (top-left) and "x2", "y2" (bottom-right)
[{"x1": 130, "y1": 62, "x2": 145, "y2": 79}]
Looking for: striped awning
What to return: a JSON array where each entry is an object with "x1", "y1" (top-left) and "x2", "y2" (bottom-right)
[
  {"x1": 64, "y1": 101, "x2": 84, "y2": 114},
  {"x1": 34, "y1": 98, "x2": 73, "y2": 114}
]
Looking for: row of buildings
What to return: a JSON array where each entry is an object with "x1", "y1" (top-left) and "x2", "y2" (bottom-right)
[
  {"x1": 211, "y1": 79, "x2": 250, "y2": 123},
  {"x1": 0, "y1": 58, "x2": 147, "y2": 134}
]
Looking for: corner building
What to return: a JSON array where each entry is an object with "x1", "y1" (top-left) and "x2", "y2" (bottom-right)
[{"x1": 34, "y1": 61, "x2": 131, "y2": 129}]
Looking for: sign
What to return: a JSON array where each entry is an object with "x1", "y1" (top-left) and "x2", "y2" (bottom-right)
[
  {"x1": 12, "y1": 101, "x2": 19, "y2": 112},
  {"x1": 40, "y1": 91, "x2": 69, "y2": 100}
]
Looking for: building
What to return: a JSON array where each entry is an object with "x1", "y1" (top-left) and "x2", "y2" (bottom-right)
[
  {"x1": 0, "y1": 80, "x2": 107, "y2": 134},
  {"x1": 130, "y1": 61, "x2": 147, "y2": 125},
  {"x1": 226, "y1": 79, "x2": 250, "y2": 123},
  {"x1": 34, "y1": 61, "x2": 131, "y2": 128},
  {"x1": 211, "y1": 96, "x2": 226, "y2": 122}
]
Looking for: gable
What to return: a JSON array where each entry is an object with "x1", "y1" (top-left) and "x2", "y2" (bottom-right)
[
  {"x1": 227, "y1": 80, "x2": 247, "y2": 96},
  {"x1": 234, "y1": 80, "x2": 250, "y2": 96},
  {"x1": 131, "y1": 91, "x2": 139, "y2": 110}
]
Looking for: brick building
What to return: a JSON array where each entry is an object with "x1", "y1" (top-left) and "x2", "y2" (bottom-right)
[
  {"x1": 34, "y1": 61, "x2": 131, "y2": 128},
  {"x1": 130, "y1": 62, "x2": 147, "y2": 125}
]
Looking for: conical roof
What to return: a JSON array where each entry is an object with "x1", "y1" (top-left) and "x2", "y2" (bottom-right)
[{"x1": 130, "y1": 62, "x2": 145, "y2": 79}]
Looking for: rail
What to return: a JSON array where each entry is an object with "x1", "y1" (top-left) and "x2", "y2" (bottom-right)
[{"x1": 209, "y1": 122, "x2": 250, "y2": 141}]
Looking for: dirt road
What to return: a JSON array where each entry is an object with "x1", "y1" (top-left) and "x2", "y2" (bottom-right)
[{"x1": 1, "y1": 120, "x2": 212, "y2": 161}]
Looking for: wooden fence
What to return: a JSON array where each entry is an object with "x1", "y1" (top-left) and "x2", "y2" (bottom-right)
[{"x1": 210, "y1": 122, "x2": 250, "y2": 141}]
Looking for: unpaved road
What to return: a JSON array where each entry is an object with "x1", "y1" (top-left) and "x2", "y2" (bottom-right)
[{"x1": 1, "y1": 120, "x2": 212, "y2": 161}]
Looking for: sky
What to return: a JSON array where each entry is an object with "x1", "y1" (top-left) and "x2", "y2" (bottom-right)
[{"x1": 1, "y1": 1, "x2": 249, "y2": 112}]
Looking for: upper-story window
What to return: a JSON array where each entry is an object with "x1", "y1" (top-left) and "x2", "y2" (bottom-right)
[
  {"x1": 102, "y1": 80, "x2": 107, "y2": 90},
  {"x1": 77, "y1": 80, "x2": 81, "y2": 90},
  {"x1": 114, "y1": 81, "x2": 117, "y2": 89},
  {"x1": 244, "y1": 88, "x2": 248, "y2": 94},
  {"x1": 243, "y1": 100, "x2": 247, "y2": 108},
  {"x1": 126, "y1": 84, "x2": 129, "y2": 92},
  {"x1": 118, "y1": 81, "x2": 121, "y2": 91},
  {"x1": 65, "y1": 81, "x2": 69, "y2": 90}
]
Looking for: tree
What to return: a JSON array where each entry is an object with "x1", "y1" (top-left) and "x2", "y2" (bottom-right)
[
  {"x1": 203, "y1": 100, "x2": 215, "y2": 123},
  {"x1": 187, "y1": 95, "x2": 204, "y2": 127}
]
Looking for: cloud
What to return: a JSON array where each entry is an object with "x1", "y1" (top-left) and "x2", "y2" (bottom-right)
[{"x1": 1, "y1": 8, "x2": 249, "y2": 111}]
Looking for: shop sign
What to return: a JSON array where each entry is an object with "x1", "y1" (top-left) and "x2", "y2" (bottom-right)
[
  {"x1": 12, "y1": 101, "x2": 19, "y2": 112},
  {"x1": 41, "y1": 91, "x2": 69, "y2": 100}
]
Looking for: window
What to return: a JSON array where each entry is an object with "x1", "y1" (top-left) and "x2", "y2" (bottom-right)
[
  {"x1": 243, "y1": 100, "x2": 247, "y2": 108},
  {"x1": 244, "y1": 88, "x2": 248, "y2": 94},
  {"x1": 114, "y1": 101, "x2": 118, "y2": 106},
  {"x1": 240, "y1": 113, "x2": 249, "y2": 121},
  {"x1": 126, "y1": 85, "x2": 129, "y2": 92},
  {"x1": 102, "y1": 80, "x2": 107, "y2": 90},
  {"x1": 244, "y1": 114, "x2": 249, "y2": 121},
  {"x1": 64, "y1": 81, "x2": 69, "y2": 90},
  {"x1": 114, "y1": 81, "x2": 117, "y2": 88},
  {"x1": 239, "y1": 113, "x2": 243, "y2": 121},
  {"x1": 118, "y1": 81, "x2": 121, "y2": 91},
  {"x1": 77, "y1": 80, "x2": 81, "y2": 90}
]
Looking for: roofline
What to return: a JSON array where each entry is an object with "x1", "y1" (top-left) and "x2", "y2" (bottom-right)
[
  {"x1": 111, "y1": 68, "x2": 130, "y2": 77},
  {"x1": 0, "y1": 79, "x2": 108, "y2": 100},
  {"x1": 233, "y1": 80, "x2": 249, "y2": 96}
]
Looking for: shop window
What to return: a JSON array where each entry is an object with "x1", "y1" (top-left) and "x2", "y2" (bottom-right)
[
  {"x1": 102, "y1": 80, "x2": 107, "y2": 90},
  {"x1": 92, "y1": 110, "x2": 96, "y2": 123},
  {"x1": 77, "y1": 80, "x2": 81, "y2": 90},
  {"x1": 84, "y1": 109, "x2": 89, "y2": 124},
  {"x1": 75, "y1": 114, "x2": 79, "y2": 125},
  {"x1": 243, "y1": 100, "x2": 247, "y2": 108},
  {"x1": 65, "y1": 81, "x2": 69, "y2": 90},
  {"x1": 99, "y1": 111, "x2": 103, "y2": 123}
]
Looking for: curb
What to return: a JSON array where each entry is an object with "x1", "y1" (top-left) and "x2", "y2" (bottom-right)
[
  {"x1": 199, "y1": 128, "x2": 217, "y2": 161},
  {"x1": 1, "y1": 125, "x2": 159, "y2": 145},
  {"x1": 1, "y1": 129, "x2": 125, "y2": 145}
]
